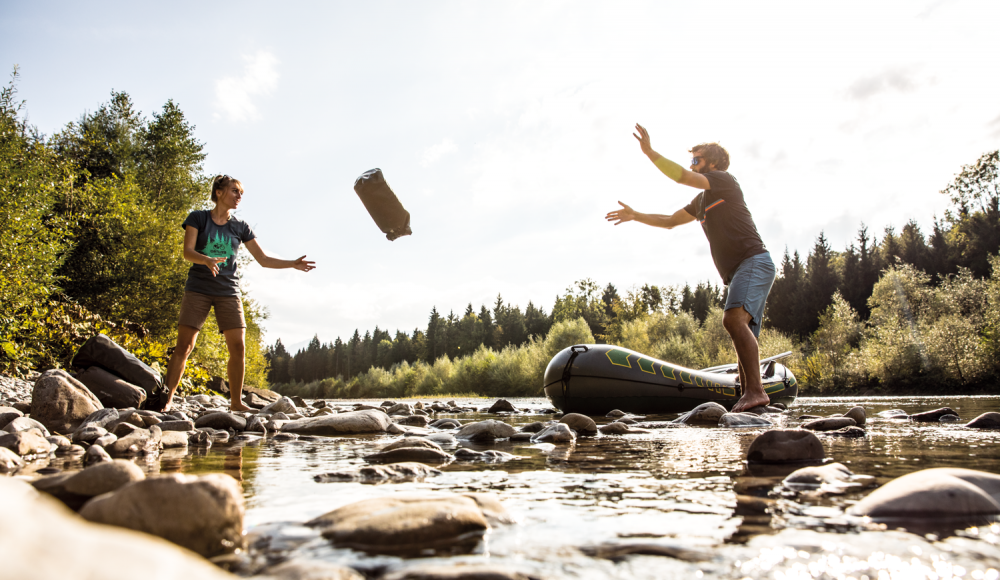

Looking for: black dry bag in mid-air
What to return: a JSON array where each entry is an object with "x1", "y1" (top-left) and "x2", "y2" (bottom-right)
[{"x1": 354, "y1": 168, "x2": 412, "y2": 241}]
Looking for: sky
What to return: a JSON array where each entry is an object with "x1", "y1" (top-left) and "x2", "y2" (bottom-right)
[{"x1": 3, "y1": 0, "x2": 999, "y2": 352}]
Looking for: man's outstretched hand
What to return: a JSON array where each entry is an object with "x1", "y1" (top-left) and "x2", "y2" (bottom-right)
[
  {"x1": 606, "y1": 201, "x2": 636, "y2": 225},
  {"x1": 293, "y1": 256, "x2": 316, "y2": 272},
  {"x1": 634, "y1": 123, "x2": 654, "y2": 157}
]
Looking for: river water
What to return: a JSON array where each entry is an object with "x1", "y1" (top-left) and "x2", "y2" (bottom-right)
[{"x1": 30, "y1": 395, "x2": 1000, "y2": 578}]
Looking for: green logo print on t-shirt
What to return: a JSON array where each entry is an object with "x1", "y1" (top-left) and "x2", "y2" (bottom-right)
[{"x1": 204, "y1": 232, "x2": 235, "y2": 267}]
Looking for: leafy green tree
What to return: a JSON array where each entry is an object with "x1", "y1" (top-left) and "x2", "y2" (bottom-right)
[{"x1": 941, "y1": 150, "x2": 1000, "y2": 278}]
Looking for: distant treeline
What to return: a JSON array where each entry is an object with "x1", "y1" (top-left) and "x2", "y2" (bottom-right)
[
  {"x1": 0, "y1": 69, "x2": 267, "y2": 390},
  {"x1": 271, "y1": 149, "x2": 1000, "y2": 396}
]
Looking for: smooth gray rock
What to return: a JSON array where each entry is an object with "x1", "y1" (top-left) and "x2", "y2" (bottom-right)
[
  {"x1": 598, "y1": 422, "x2": 652, "y2": 435},
  {"x1": 965, "y1": 412, "x2": 1000, "y2": 429},
  {"x1": 30, "y1": 369, "x2": 103, "y2": 435},
  {"x1": 844, "y1": 406, "x2": 866, "y2": 426},
  {"x1": 281, "y1": 409, "x2": 391, "y2": 435},
  {"x1": 260, "y1": 396, "x2": 297, "y2": 415},
  {"x1": 365, "y1": 447, "x2": 453, "y2": 464},
  {"x1": 0, "y1": 477, "x2": 235, "y2": 580},
  {"x1": 910, "y1": 407, "x2": 959, "y2": 422},
  {"x1": 73, "y1": 424, "x2": 108, "y2": 443},
  {"x1": 307, "y1": 493, "x2": 507, "y2": 555},
  {"x1": 381, "y1": 564, "x2": 538, "y2": 580},
  {"x1": 519, "y1": 421, "x2": 546, "y2": 433},
  {"x1": 429, "y1": 418, "x2": 461, "y2": 429},
  {"x1": 455, "y1": 420, "x2": 516, "y2": 441},
  {"x1": 0, "y1": 429, "x2": 55, "y2": 457},
  {"x1": 783, "y1": 462, "x2": 856, "y2": 488},
  {"x1": 47, "y1": 434, "x2": 73, "y2": 452},
  {"x1": 720, "y1": 412, "x2": 773, "y2": 428},
  {"x1": 157, "y1": 419, "x2": 195, "y2": 432},
  {"x1": 673, "y1": 402, "x2": 727, "y2": 425},
  {"x1": 0, "y1": 406, "x2": 23, "y2": 430},
  {"x1": 848, "y1": 468, "x2": 1000, "y2": 519},
  {"x1": 3, "y1": 416, "x2": 50, "y2": 436},
  {"x1": 260, "y1": 560, "x2": 364, "y2": 580},
  {"x1": 386, "y1": 402, "x2": 414, "y2": 416},
  {"x1": 487, "y1": 399, "x2": 518, "y2": 414},
  {"x1": 75, "y1": 366, "x2": 146, "y2": 409},
  {"x1": 160, "y1": 430, "x2": 189, "y2": 448},
  {"x1": 382, "y1": 437, "x2": 443, "y2": 452},
  {"x1": 0, "y1": 446, "x2": 25, "y2": 472},
  {"x1": 531, "y1": 423, "x2": 575, "y2": 443},
  {"x1": 396, "y1": 415, "x2": 430, "y2": 427},
  {"x1": 84, "y1": 444, "x2": 112, "y2": 466},
  {"x1": 559, "y1": 413, "x2": 598, "y2": 436},
  {"x1": 802, "y1": 417, "x2": 857, "y2": 431},
  {"x1": 315, "y1": 462, "x2": 442, "y2": 484},
  {"x1": 105, "y1": 425, "x2": 161, "y2": 456},
  {"x1": 80, "y1": 473, "x2": 245, "y2": 558},
  {"x1": 454, "y1": 448, "x2": 521, "y2": 462},
  {"x1": 746, "y1": 429, "x2": 825, "y2": 464},
  {"x1": 195, "y1": 412, "x2": 247, "y2": 431},
  {"x1": 606, "y1": 409, "x2": 627, "y2": 418},
  {"x1": 93, "y1": 433, "x2": 118, "y2": 448},
  {"x1": 245, "y1": 415, "x2": 268, "y2": 433},
  {"x1": 64, "y1": 459, "x2": 146, "y2": 497}
]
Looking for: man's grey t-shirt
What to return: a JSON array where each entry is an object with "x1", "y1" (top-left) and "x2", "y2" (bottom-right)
[
  {"x1": 181, "y1": 210, "x2": 256, "y2": 297},
  {"x1": 683, "y1": 171, "x2": 766, "y2": 285}
]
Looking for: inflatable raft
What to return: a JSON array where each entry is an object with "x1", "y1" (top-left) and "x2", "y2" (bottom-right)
[{"x1": 543, "y1": 344, "x2": 797, "y2": 415}]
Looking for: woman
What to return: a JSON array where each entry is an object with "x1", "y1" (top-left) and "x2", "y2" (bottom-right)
[{"x1": 163, "y1": 174, "x2": 315, "y2": 412}]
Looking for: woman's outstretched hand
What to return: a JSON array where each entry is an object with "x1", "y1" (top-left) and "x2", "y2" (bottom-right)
[
  {"x1": 633, "y1": 123, "x2": 654, "y2": 157},
  {"x1": 606, "y1": 201, "x2": 637, "y2": 225},
  {"x1": 293, "y1": 256, "x2": 316, "y2": 272}
]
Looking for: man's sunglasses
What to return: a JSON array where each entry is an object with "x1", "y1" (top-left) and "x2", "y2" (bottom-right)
[{"x1": 691, "y1": 157, "x2": 703, "y2": 166}]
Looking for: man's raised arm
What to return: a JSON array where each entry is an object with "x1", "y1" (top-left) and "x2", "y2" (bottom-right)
[{"x1": 634, "y1": 123, "x2": 711, "y2": 190}]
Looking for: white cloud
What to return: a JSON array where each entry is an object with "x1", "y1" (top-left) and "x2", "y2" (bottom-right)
[
  {"x1": 420, "y1": 138, "x2": 457, "y2": 167},
  {"x1": 214, "y1": 51, "x2": 280, "y2": 122}
]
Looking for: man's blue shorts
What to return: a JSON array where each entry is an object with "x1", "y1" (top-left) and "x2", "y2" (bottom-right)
[{"x1": 725, "y1": 252, "x2": 776, "y2": 338}]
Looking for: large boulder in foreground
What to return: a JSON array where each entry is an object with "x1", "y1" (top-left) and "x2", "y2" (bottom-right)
[
  {"x1": 0, "y1": 477, "x2": 234, "y2": 580},
  {"x1": 281, "y1": 409, "x2": 391, "y2": 436},
  {"x1": 966, "y1": 412, "x2": 1000, "y2": 429},
  {"x1": 746, "y1": 429, "x2": 825, "y2": 464},
  {"x1": 30, "y1": 369, "x2": 103, "y2": 435},
  {"x1": 307, "y1": 493, "x2": 509, "y2": 555},
  {"x1": 848, "y1": 468, "x2": 1000, "y2": 519},
  {"x1": 559, "y1": 413, "x2": 598, "y2": 436},
  {"x1": 80, "y1": 473, "x2": 244, "y2": 558}
]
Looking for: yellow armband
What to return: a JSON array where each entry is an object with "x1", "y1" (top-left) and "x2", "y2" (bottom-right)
[{"x1": 653, "y1": 156, "x2": 684, "y2": 183}]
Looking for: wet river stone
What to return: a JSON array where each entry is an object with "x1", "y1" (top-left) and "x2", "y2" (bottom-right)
[
  {"x1": 158, "y1": 419, "x2": 195, "y2": 432},
  {"x1": 0, "y1": 428, "x2": 55, "y2": 457},
  {"x1": 261, "y1": 396, "x2": 297, "y2": 415},
  {"x1": 429, "y1": 418, "x2": 461, "y2": 429},
  {"x1": 31, "y1": 369, "x2": 103, "y2": 435},
  {"x1": 802, "y1": 416, "x2": 857, "y2": 431},
  {"x1": 307, "y1": 493, "x2": 507, "y2": 555},
  {"x1": 909, "y1": 407, "x2": 959, "y2": 422},
  {"x1": 396, "y1": 415, "x2": 430, "y2": 427},
  {"x1": 531, "y1": 423, "x2": 575, "y2": 443},
  {"x1": 519, "y1": 421, "x2": 546, "y2": 433},
  {"x1": 848, "y1": 468, "x2": 1000, "y2": 519},
  {"x1": 195, "y1": 412, "x2": 247, "y2": 431},
  {"x1": 598, "y1": 422, "x2": 652, "y2": 435},
  {"x1": 315, "y1": 462, "x2": 442, "y2": 484},
  {"x1": 84, "y1": 444, "x2": 112, "y2": 466},
  {"x1": 0, "y1": 406, "x2": 23, "y2": 429},
  {"x1": 783, "y1": 462, "x2": 856, "y2": 488},
  {"x1": 281, "y1": 409, "x2": 391, "y2": 435},
  {"x1": 382, "y1": 564, "x2": 540, "y2": 580},
  {"x1": 80, "y1": 408, "x2": 119, "y2": 430},
  {"x1": 3, "y1": 416, "x2": 50, "y2": 435},
  {"x1": 746, "y1": 429, "x2": 825, "y2": 464},
  {"x1": 160, "y1": 430, "x2": 190, "y2": 448},
  {"x1": 965, "y1": 412, "x2": 1000, "y2": 429},
  {"x1": 454, "y1": 448, "x2": 521, "y2": 462},
  {"x1": 261, "y1": 560, "x2": 364, "y2": 580},
  {"x1": 72, "y1": 424, "x2": 108, "y2": 443},
  {"x1": 720, "y1": 412, "x2": 772, "y2": 428},
  {"x1": 455, "y1": 419, "x2": 516, "y2": 441},
  {"x1": 845, "y1": 406, "x2": 866, "y2": 426},
  {"x1": 382, "y1": 437, "x2": 443, "y2": 452},
  {"x1": 106, "y1": 425, "x2": 161, "y2": 456},
  {"x1": 0, "y1": 477, "x2": 235, "y2": 580},
  {"x1": 66, "y1": 459, "x2": 145, "y2": 497},
  {"x1": 488, "y1": 399, "x2": 518, "y2": 414},
  {"x1": 365, "y1": 447, "x2": 453, "y2": 464},
  {"x1": 673, "y1": 402, "x2": 727, "y2": 425},
  {"x1": 560, "y1": 413, "x2": 598, "y2": 436},
  {"x1": 823, "y1": 426, "x2": 867, "y2": 438},
  {"x1": 0, "y1": 446, "x2": 25, "y2": 472},
  {"x1": 80, "y1": 472, "x2": 245, "y2": 558}
]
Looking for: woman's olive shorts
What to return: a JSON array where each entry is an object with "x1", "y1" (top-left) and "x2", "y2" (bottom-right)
[{"x1": 178, "y1": 291, "x2": 246, "y2": 332}]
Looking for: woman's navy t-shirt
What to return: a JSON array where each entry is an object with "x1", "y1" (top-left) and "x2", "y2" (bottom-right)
[
  {"x1": 683, "y1": 171, "x2": 766, "y2": 285},
  {"x1": 181, "y1": 210, "x2": 256, "y2": 297}
]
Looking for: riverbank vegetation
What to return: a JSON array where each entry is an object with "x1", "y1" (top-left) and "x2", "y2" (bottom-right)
[{"x1": 0, "y1": 70, "x2": 267, "y2": 392}]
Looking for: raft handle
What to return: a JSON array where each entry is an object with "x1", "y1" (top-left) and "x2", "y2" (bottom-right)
[{"x1": 571, "y1": 345, "x2": 589, "y2": 353}]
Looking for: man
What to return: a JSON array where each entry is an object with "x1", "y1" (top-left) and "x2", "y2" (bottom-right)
[{"x1": 606, "y1": 124, "x2": 776, "y2": 413}]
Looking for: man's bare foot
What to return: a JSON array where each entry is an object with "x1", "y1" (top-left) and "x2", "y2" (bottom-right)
[
  {"x1": 230, "y1": 402, "x2": 252, "y2": 413},
  {"x1": 732, "y1": 392, "x2": 771, "y2": 413}
]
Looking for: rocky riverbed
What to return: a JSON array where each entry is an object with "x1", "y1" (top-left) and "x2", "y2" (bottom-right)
[{"x1": 5, "y1": 371, "x2": 1000, "y2": 579}]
